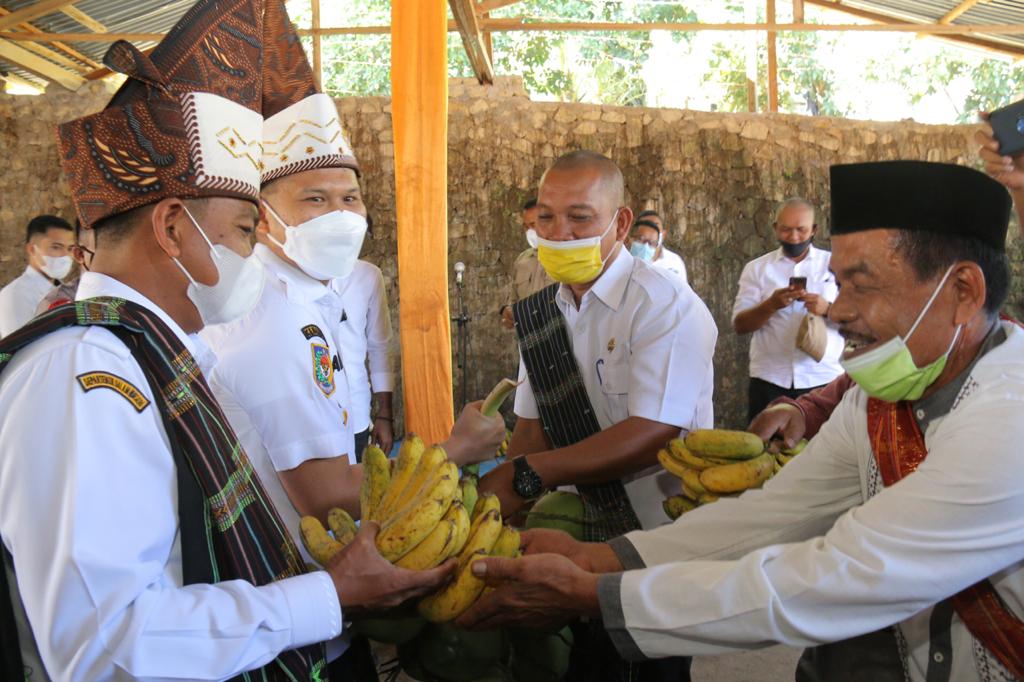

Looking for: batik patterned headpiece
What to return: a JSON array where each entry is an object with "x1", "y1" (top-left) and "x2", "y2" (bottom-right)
[
  {"x1": 58, "y1": 0, "x2": 265, "y2": 229},
  {"x1": 260, "y1": 0, "x2": 358, "y2": 184}
]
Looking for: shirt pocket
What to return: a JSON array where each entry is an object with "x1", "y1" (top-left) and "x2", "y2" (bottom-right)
[{"x1": 597, "y1": 356, "x2": 630, "y2": 396}]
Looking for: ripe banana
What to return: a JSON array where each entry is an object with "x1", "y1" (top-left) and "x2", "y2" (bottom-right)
[
  {"x1": 327, "y1": 507, "x2": 357, "y2": 546},
  {"x1": 684, "y1": 429, "x2": 765, "y2": 460},
  {"x1": 667, "y1": 438, "x2": 717, "y2": 471},
  {"x1": 679, "y1": 467, "x2": 706, "y2": 496},
  {"x1": 782, "y1": 439, "x2": 808, "y2": 456},
  {"x1": 376, "y1": 435, "x2": 426, "y2": 520},
  {"x1": 419, "y1": 506, "x2": 503, "y2": 622},
  {"x1": 663, "y1": 495, "x2": 696, "y2": 520},
  {"x1": 446, "y1": 500, "x2": 472, "y2": 560},
  {"x1": 378, "y1": 461, "x2": 460, "y2": 561},
  {"x1": 382, "y1": 445, "x2": 448, "y2": 523},
  {"x1": 776, "y1": 453, "x2": 795, "y2": 466},
  {"x1": 489, "y1": 525, "x2": 521, "y2": 559},
  {"x1": 460, "y1": 475, "x2": 479, "y2": 519},
  {"x1": 395, "y1": 519, "x2": 458, "y2": 570},
  {"x1": 697, "y1": 492, "x2": 721, "y2": 505},
  {"x1": 300, "y1": 516, "x2": 344, "y2": 567},
  {"x1": 418, "y1": 550, "x2": 490, "y2": 623},
  {"x1": 698, "y1": 453, "x2": 775, "y2": 494},
  {"x1": 471, "y1": 492, "x2": 498, "y2": 524},
  {"x1": 680, "y1": 480, "x2": 702, "y2": 501},
  {"x1": 360, "y1": 445, "x2": 390, "y2": 522},
  {"x1": 657, "y1": 448, "x2": 689, "y2": 479}
]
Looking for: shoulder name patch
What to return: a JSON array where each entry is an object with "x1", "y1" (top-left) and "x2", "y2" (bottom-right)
[
  {"x1": 76, "y1": 372, "x2": 150, "y2": 412},
  {"x1": 301, "y1": 324, "x2": 326, "y2": 342}
]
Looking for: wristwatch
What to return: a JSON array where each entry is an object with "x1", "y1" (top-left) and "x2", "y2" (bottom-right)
[{"x1": 511, "y1": 456, "x2": 543, "y2": 499}]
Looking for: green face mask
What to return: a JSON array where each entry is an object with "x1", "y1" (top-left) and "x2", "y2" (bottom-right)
[{"x1": 839, "y1": 265, "x2": 961, "y2": 403}]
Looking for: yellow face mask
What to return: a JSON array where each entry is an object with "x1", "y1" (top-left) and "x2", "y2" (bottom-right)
[{"x1": 537, "y1": 210, "x2": 619, "y2": 285}]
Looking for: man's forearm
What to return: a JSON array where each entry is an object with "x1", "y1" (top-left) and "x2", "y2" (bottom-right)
[
  {"x1": 732, "y1": 299, "x2": 778, "y2": 335},
  {"x1": 373, "y1": 392, "x2": 393, "y2": 418},
  {"x1": 528, "y1": 417, "x2": 678, "y2": 488}
]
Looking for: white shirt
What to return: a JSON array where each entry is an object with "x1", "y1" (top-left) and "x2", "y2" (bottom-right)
[
  {"x1": 0, "y1": 272, "x2": 341, "y2": 681},
  {"x1": 732, "y1": 245, "x2": 844, "y2": 389},
  {"x1": 0, "y1": 266, "x2": 55, "y2": 337},
  {"x1": 652, "y1": 246, "x2": 687, "y2": 285},
  {"x1": 330, "y1": 260, "x2": 395, "y2": 433},
  {"x1": 201, "y1": 245, "x2": 355, "y2": 565},
  {"x1": 605, "y1": 321, "x2": 1024, "y2": 682},
  {"x1": 514, "y1": 248, "x2": 718, "y2": 530}
]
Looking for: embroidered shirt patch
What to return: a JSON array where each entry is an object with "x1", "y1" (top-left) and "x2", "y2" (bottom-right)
[
  {"x1": 76, "y1": 372, "x2": 150, "y2": 412},
  {"x1": 311, "y1": 343, "x2": 335, "y2": 396}
]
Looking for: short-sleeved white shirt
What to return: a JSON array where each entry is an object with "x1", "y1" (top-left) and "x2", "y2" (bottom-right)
[
  {"x1": 201, "y1": 245, "x2": 354, "y2": 563},
  {"x1": 330, "y1": 260, "x2": 394, "y2": 433},
  {"x1": 652, "y1": 246, "x2": 687, "y2": 285},
  {"x1": 731, "y1": 245, "x2": 844, "y2": 389},
  {"x1": 0, "y1": 266, "x2": 55, "y2": 338},
  {"x1": 513, "y1": 248, "x2": 718, "y2": 529}
]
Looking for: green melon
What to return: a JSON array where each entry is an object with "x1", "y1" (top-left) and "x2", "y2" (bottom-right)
[
  {"x1": 524, "y1": 491, "x2": 585, "y2": 541},
  {"x1": 509, "y1": 626, "x2": 573, "y2": 681},
  {"x1": 418, "y1": 622, "x2": 506, "y2": 682},
  {"x1": 353, "y1": 612, "x2": 426, "y2": 645}
]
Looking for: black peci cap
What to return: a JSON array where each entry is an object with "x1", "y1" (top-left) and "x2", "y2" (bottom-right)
[{"x1": 830, "y1": 161, "x2": 1012, "y2": 252}]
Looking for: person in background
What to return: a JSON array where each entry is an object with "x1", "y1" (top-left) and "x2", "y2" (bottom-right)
[
  {"x1": 500, "y1": 197, "x2": 552, "y2": 329},
  {"x1": 976, "y1": 112, "x2": 1024, "y2": 229},
  {"x1": 35, "y1": 221, "x2": 95, "y2": 314},
  {"x1": 635, "y1": 209, "x2": 687, "y2": 284},
  {"x1": 331, "y1": 246, "x2": 396, "y2": 460},
  {"x1": 732, "y1": 198, "x2": 844, "y2": 422},
  {"x1": 0, "y1": 214, "x2": 74, "y2": 336}
]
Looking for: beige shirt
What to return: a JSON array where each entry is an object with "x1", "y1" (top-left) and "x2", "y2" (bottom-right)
[{"x1": 504, "y1": 247, "x2": 553, "y2": 310}]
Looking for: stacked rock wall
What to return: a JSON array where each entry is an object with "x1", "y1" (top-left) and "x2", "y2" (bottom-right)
[{"x1": 1, "y1": 76, "x2": 1016, "y2": 430}]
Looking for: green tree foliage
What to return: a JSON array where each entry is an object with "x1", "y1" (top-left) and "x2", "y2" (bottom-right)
[{"x1": 295, "y1": 0, "x2": 1024, "y2": 122}]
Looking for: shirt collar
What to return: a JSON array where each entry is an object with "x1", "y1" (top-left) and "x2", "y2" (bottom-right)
[
  {"x1": 912, "y1": 321, "x2": 1007, "y2": 431},
  {"x1": 23, "y1": 265, "x2": 55, "y2": 289},
  {"x1": 74, "y1": 272, "x2": 216, "y2": 373},
  {"x1": 556, "y1": 244, "x2": 633, "y2": 313},
  {"x1": 254, "y1": 243, "x2": 338, "y2": 308}
]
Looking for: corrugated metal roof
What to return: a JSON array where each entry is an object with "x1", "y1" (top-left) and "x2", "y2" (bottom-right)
[
  {"x1": 1, "y1": 0, "x2": 1023, "y2": 91},
  {"x1": 824, "y1": 0, "x2": 1024, "y2": 54}
]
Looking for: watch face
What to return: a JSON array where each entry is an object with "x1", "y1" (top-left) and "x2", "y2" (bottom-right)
[{"x1": 513, "y1": 458, "x2": 543, "y2": 498}]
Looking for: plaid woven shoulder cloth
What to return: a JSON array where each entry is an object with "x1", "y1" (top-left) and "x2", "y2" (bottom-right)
[
  {"x1": 512, "y1": 284, "x2": 641, "y2": 543},
  {"x1": 0, "y1": 297, "x2": 327, "y2": 682}
]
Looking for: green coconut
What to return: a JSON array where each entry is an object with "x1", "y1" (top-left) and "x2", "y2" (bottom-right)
[
  {"x1": 417, "y1": 622, "x2": 507, "y2": 682},
  {"x1": 352, "y1": 612, "x2": 426, "y2": 645},
  {"x1": 523, "y1": 491, "x2": 585, "y2": 541}
]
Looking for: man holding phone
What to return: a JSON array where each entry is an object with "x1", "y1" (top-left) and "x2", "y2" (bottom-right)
[
  {"x1": 977, "y1": 107, "x2": 1024, "y2": 232},
  {"x1": 732, "y1": 198, "x2": 844, "y2": 422}
]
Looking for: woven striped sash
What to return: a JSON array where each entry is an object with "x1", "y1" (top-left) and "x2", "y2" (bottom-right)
[
  {"x1": 0, "y1": 298, "x2": 327, "y2": 681},
  {"x1": 513, "y1": 284, "x2": 641, "y2": 542}
]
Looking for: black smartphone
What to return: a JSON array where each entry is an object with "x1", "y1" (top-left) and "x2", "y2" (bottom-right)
[
  {"x1": 989, "y1": 99, "x2": 1024, "y2": 156},
  {"x1": 789, "y1": 276, "x2": 807, "y2": 290}
]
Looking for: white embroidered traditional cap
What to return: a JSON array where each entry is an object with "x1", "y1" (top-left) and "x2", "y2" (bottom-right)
[
  {"x1": 260, "y1": 0, "x2": 359, "y2": 183},
  {"x1": 57, "y1": 0, "x2": 266, "y2": 229}
]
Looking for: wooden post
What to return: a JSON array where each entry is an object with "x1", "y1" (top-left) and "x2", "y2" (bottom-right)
[
  {"x1": 391, "y1": 0, "x2": 455, "y2": 445},
  {"x1": 767, "y1": 0, "x2": 778, "y2": 112},
  {"x1": 793, "y1": 0, "x2": 805, "y2": 23},
  {"x1": 745, "y1": 1, "x2": 758, "y2": 112},
  {"x1": 311, "y1": 0, "x2": 322, "y2": 90}
]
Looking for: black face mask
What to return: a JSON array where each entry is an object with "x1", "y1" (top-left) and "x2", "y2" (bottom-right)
[{"x1": 780, "y1": 238, "x2": 812, "y2": 258}]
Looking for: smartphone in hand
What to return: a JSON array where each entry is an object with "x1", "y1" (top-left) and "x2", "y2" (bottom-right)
[
  {"x1": 789, "y1": 276, "x2": 808, "y2": 291},
  {"x1": 989, "y1": 99, "x2": 1024, "y2": 156}
]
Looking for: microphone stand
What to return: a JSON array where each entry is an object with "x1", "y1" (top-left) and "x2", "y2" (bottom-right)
[{"x1": 451, "y1": 272, "x2": 470, "y2": 411}]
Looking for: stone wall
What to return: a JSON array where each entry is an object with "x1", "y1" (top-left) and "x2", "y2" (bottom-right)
[{"x1": 1, "y1": 76, "x2": 1018, "y2": 431}]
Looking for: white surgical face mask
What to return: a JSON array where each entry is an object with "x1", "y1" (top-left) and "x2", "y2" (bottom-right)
[
  {"x1": 526, "y1": 228, "x2": 539, "y2": 249},
  {"x1": 172, "y1": 208, "x2": 266, "y2": 327},
  {"x1": 263, "y1": 201, "x2": 368, "y2": 281},
  {"x1": 39, "y1": 254, "x2": 73, "y2": 280}
]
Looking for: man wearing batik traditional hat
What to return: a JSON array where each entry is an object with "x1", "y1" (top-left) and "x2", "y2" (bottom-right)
[
  {"x1": 0, "y1": 2, "x2": 452, "y2": 680},
  {"x1": 457, "y1": 161, "x2": 1024, "y2": 682}
]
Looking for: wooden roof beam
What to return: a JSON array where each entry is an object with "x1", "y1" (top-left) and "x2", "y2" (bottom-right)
[
  {"x1": 0, "y1": 0, "x2": 82, "y2": 31},
  {"x1": 60, "y1": 5, "x2": 107, "y2": 33},
  {"x1": 450, "y1": 0, "x2": 493, "y2": 84},
  {"x1": 939, "y1": 0, "x2": 990, "y2": 24},
  {"x1": 476, "y1": 0, "x2": 522, "y2": 12},
  {"x1": 0, "y1": 37, "x2": 83, "y2": 89},
  {"x1": 0, "y1": 6, "x2": 100, "y2": 69}
]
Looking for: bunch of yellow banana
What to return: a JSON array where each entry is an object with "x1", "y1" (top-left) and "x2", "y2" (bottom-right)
[
  {"x1": 658, "y1": 429, "x2": 798, "y2": 520},
  {"x1": 419, "y1": 494, "x2": 522, "y2": 623},
  {"x1": 299, "y1": 437, "x2": 469, "y2": 569}
]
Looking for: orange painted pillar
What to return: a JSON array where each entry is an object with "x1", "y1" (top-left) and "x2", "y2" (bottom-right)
[{"x1": 391, "y1": 0, "x2": 454, "y2": 445}]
